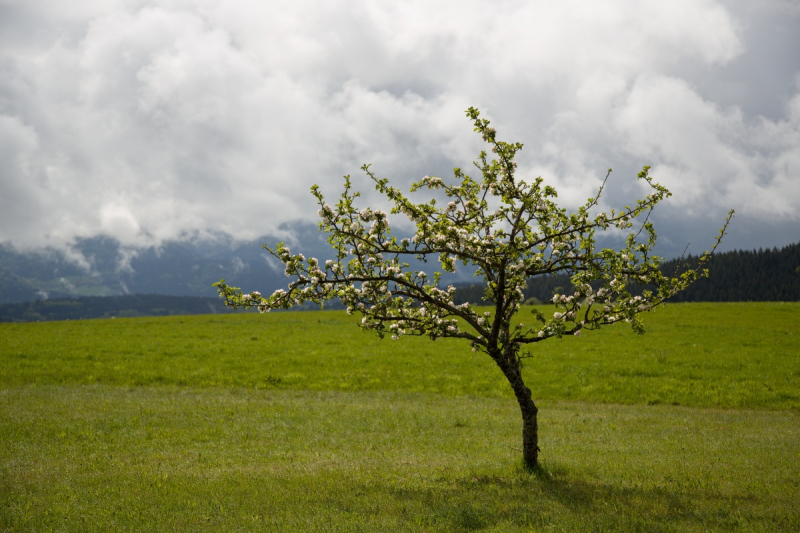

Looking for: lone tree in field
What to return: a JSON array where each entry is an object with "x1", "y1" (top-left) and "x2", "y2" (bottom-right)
[{"x1": 216, "y1": 108, "x2": 732, "y2": 468}]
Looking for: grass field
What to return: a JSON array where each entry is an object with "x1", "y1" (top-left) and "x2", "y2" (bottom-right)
[{"x1": 1, "y1": 302, "x2": 799, "y2": 531}]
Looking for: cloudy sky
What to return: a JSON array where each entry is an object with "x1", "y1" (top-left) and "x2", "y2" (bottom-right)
[{"x1": 2, "y1": 0, "x2": 799, "y2": 260}]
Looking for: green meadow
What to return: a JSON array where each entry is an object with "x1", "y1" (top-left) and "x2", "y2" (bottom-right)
[{"x1": 1, "y1": 302, "x2": 799, "y2": 531}]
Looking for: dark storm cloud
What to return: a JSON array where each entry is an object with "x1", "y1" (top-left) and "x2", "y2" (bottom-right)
[{"x1": 0, "y1": 0, "x2": 797, "y2": 261}]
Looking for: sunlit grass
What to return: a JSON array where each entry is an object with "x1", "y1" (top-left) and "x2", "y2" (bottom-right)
[{"x1": 1, "y1": 302, "x2": 797, "y2": 408}]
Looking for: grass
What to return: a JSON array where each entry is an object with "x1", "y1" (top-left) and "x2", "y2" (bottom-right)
[
  {"x1": 1, "y1": 302, "x2": 799, "y2": 531},
  {"x1": 3, "y1": 386, "x2": 799, "y2": 531},
  {"x1": 1, "y1": 302, "x2": 798, "y2": 408}
]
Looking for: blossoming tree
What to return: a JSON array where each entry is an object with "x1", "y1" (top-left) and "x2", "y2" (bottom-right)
[{"x1": 215, "y1": 108, "x2": 733, "y2": 468}]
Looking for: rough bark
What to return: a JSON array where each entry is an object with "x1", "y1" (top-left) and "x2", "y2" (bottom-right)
[
  {"x1": 516, "y1": 386, "x2": 540, "y2": 469},
  {"x1": 494, "y1": 350, "x2": 540, "y2": 468}
]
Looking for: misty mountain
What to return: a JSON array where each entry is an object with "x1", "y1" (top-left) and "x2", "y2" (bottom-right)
[
  {"x1": 0, "y1": 221, "x2": 477, "y2": 304},
  {"x1": 0, "y1": 223, "x2": 321, "y2": 304},
  {"x1": 6, "y1": 219, "x2": 796, "y2": 308}
]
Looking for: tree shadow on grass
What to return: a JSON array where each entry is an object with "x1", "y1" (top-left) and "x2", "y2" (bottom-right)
[{"x1": 370, "y1": 462, "x2": 757, "y2": 532}]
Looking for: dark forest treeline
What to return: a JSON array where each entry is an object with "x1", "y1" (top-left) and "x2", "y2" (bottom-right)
[
  {"x1": 0, "y1": 294, "x2": 343, "y2": 323},
  {"x1": 453, "y1": 242, "x2": 800, "y2": 305},
  {"x1": 656, "y1": 244, "x2": 800, "y2": 302},
  {"x1": 0, "y1": 295, "x2": 236, "y2": 323}
]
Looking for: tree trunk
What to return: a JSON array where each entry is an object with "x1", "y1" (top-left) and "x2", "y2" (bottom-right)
[
  {"x1": 516, "y1": 385, "x2": 539, "y2": 469},
  {"x1": 495, "y1": 353, "x2": 540, "y2": 468}
]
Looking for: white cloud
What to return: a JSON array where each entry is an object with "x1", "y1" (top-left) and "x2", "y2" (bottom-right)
[
  {"x1": 100, "y1": 201, "x2": 141, "y2": 244},
  {"x1": 0, "y1": 114, "x2": 44, "y2": 235},
  {"x1": 0, "y1": 0, "x2": 798, "y2": 258},
  {"x1": 612, "y1": 75, "x2": 800, "y2": 218}
]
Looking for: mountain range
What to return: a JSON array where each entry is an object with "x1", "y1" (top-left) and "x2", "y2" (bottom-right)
[
  {"x1": 2, "y1": 223, "x2": 798, "y2": 308},
  {"x1": 0, "y1": 222, "x2": 476, "y2": 305}
]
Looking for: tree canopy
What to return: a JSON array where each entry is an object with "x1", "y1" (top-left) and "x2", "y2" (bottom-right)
[{"x1": 216, "y1": 107, "x2": 732, "y2": 467}]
